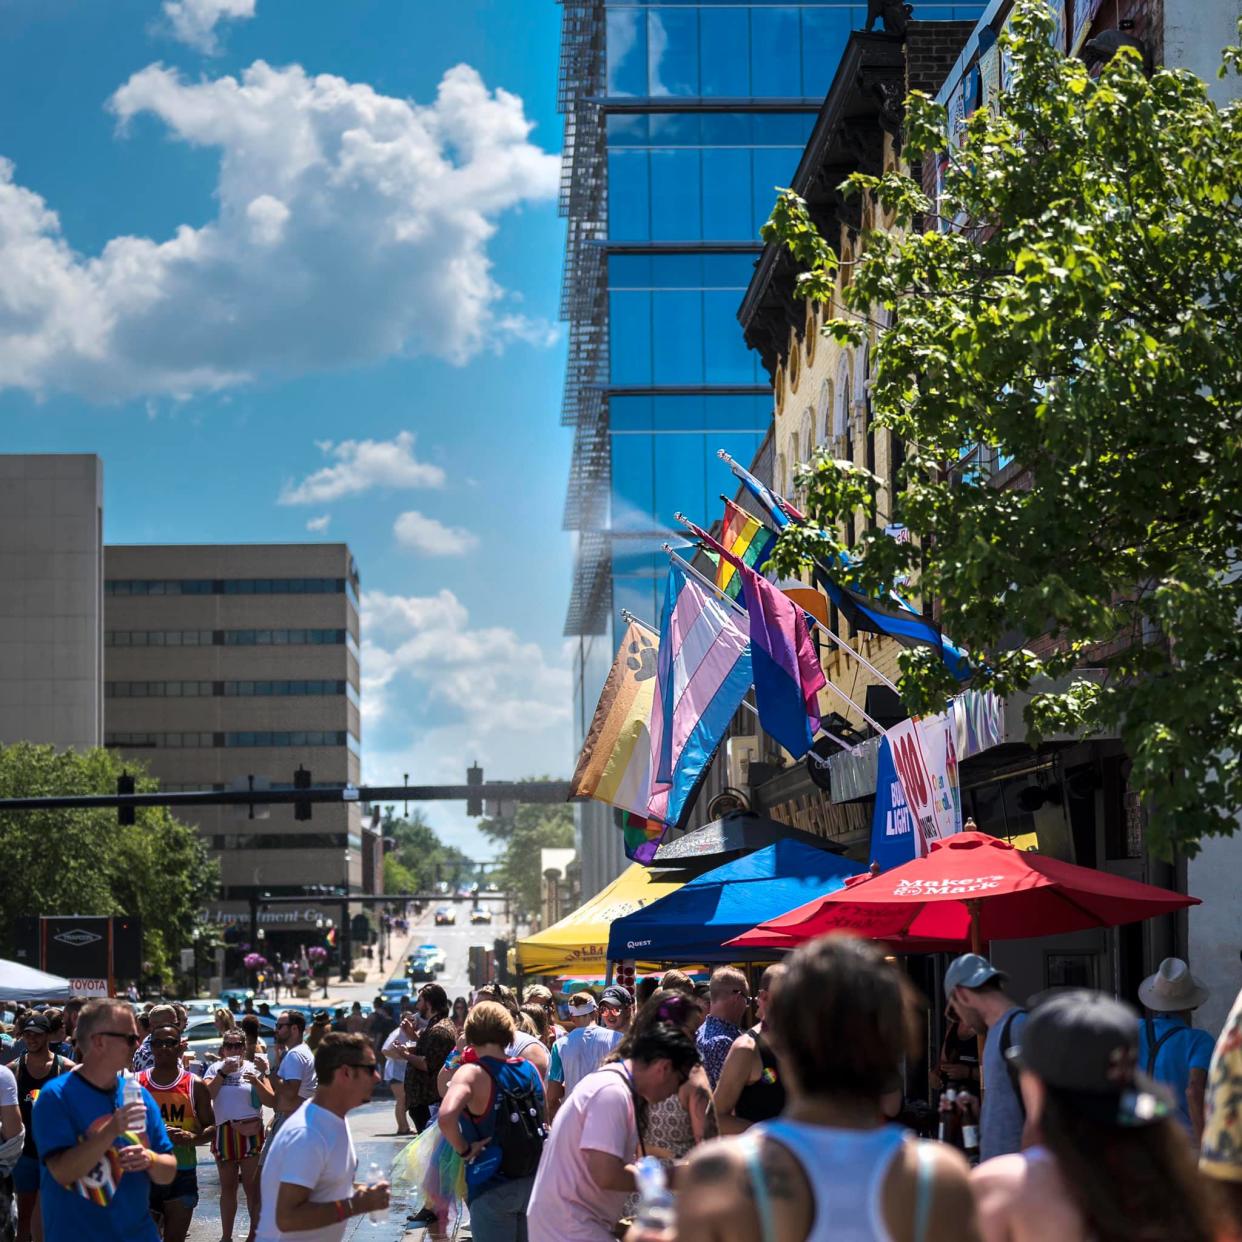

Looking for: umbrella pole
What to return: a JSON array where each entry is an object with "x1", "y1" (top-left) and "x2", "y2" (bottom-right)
[{"x1": 968, "y1": 899, "x2": 986, "y2": 1091}]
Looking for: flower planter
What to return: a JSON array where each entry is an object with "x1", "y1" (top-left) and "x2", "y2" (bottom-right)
[
  {"x1": 351, "y1": 970, "x2": 368, "y2": 983},
  {"x1": 294, "y1": 985, "x2": 312, "y2": 998}
]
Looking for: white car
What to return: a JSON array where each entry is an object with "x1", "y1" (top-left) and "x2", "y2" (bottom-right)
[{"x1": 469, "y1": 907, "x2": 492, "y2": 925}]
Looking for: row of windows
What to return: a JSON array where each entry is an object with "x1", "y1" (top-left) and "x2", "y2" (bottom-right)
[
  {"x1": 608, "y1": 147, "x2": 797, "y2": 242},
  {"x1": 611, "y1": 430, "x2": 766, "y2": 532},
  {"x1": 609, "y1": 394, "x2": 772, "y2": 433},
  {"x1": 106, "y1": 680, "x2": 349, "y2": 699},
  {"x1": 610, "y1": 289, "x2": 765, "y2": 385},
  {"x1": 209, "y1": 833, "x2": 360, "y2": 851},
  {"x1": 607, "y1": 251, "x2": 757, "y2": 291},
  {"x1": 106, "y1": 577, "x2": 352, "y2": 597},
  {"x1": 106, "y1": 731, "x2": 353, "y2": 749},
  {"x1": 106, "y1": 628, "x2": 357, "y2": 652},
  {"x1": 606, "y1": 111, "x2": 813, "y2": 149}
]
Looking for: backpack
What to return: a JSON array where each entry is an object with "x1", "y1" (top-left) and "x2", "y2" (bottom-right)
[
  {"x1": 482, "y1": 1059, "x2": 547, "y2": 1179},
  {"x1": 997, "y1": 1008, "x2": 1029, "y2": 1118},
  {"x1": 1143, "y1": 1016, "x2": 1186, "y2": 1077}
]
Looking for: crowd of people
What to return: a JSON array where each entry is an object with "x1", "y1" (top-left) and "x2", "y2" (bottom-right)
[{"x1": 0, "y1": 940, "x2": 1241, "y2": 1242}]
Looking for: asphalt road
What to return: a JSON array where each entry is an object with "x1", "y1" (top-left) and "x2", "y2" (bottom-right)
[{"x1": 185, "y1": 908, "x2": 497, "y2": 1241}]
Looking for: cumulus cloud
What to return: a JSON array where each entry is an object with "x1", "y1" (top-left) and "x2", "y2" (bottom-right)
[
  {"x1": 163, "y1": 0, "x2": 255, "y2": 53},
  {"x1": 305, "y1": 513, "x2": 331, "y2": 532},
  {"x1": 361, "y1": 585, "x2": 570, "y2": 737},
  {"x1": 0, "y1": 61, "x2": 559, "y2": 401},
  {"x1": 279, "y1": 432, "x2": 444, "y2": 505},
  {"x1": 393, "y1": 510, "x2": 478, "y2": 556}
]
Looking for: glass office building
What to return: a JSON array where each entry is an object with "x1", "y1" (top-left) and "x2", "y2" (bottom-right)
[{"x1": 559, "y1": 2, "x2": 981, "y2": 894}]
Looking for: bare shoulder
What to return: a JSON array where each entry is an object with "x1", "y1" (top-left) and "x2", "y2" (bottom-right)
[
  {"x1": 971, "y1": 1153, "x2": 1028, "y2": 1195},
  {"x1": 884, "y1": 1140, "x2": 979, "y2": 1242},
  {"x1": 679, "y1": 1138, "x2": 754, "y2": 1218}
]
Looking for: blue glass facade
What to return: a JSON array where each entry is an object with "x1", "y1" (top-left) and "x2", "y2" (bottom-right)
[{"x1": 562, "y1": 1, "x2": 984, "y2": 894}]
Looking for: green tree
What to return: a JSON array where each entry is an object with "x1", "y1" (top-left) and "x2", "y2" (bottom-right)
[
  {"x1": 764, "y1": 1, "x2": 1242, "y2": 857},
  {"x1": 0, "y1": 743, "x2": 219, "y2": 982},
  {"x1": 381, "y1": 808, "x2": 474, "y2": 893},
  {"x1": 477, "y1": 788, "x2": 574, "y2": 920}
]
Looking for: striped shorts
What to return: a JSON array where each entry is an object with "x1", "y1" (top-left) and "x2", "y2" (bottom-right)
[{"x1": 212, "y1": 1118, "x2": 264, "y2": 1163}]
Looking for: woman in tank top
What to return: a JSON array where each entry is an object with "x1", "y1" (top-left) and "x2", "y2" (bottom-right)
[
  {"x1": 676, "y1": 937, "x2": 979, "y2": 1242},
  {"x1": 713, "y1": 964, "x2": 788, "y2": 1134}
]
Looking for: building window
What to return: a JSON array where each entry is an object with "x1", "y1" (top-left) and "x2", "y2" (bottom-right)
[
  {"x1": 218, "y1": 629, "x2": 348, "y2": 646},
  {"x1": 105, "y1": 731, "x2": 355, "y2": 749},
  {"x1": 105, "y1": 578, "x2": 348, "y2": 597},
  {"x1": 221, "y1": 680, "x2": 347, "y2": 697},
  {"x1": 210, "y1": 833, "x2": 349, "y2": 851},
  {"x1": 223, "y1": 731, "x2": 350, "y2": 748}
]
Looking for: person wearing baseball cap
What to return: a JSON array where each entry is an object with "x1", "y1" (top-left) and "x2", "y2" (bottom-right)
[
  {"x1": 1136, "y1": 957, "x2": 1215, "y2": 1143},
  {"x1": 972, "y1": 989, "x2": 1220, "y2": 1242},
  {"x1": 546, "y1": 991, "x2": 622, "y2": 1119},
  {"x1": 598, "y1": 986, "x2": 633, "y2": 1035},
  {"x1": 944, "y1": 952, "x2": 1028, "y2": 1159}
]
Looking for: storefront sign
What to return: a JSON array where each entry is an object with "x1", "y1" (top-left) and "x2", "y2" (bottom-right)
[
  {"x1": 920, "y1": 711, "x2": 962, "y2": 841},
  {"x1": 870, "y1": 737, "x2": 917, "y2": 869},
  {"x1": 887, "y1": 717, "x2": 939, "y2": 853},
  {"x1": 69, "y1": 978, "x2": 109, "y2": 997}
]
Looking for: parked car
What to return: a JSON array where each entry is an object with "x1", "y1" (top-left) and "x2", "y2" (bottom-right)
[
  {"x1": 470, "y1": 907, "x2": 492, "y2": 925},
  {"x1": 416, "y1": 944, "x2": 447, "y2": 971},
  {"x1": 434, "y1": 906, "x2": 456, "y2": 925},
  {"x1": 381, "y1": 978, "x2": 413, "y2": 1005},
  {"x1": 183, "y1": 1014, "x2": 278, "y2": 1071}
]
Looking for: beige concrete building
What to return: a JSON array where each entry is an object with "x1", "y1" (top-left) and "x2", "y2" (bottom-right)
[
  {"x1": 102, "y1": 543, "x2": 372, "y2": 943},
  {"x1": 0, "y1": 454, "x2": 104, "y2": 751}
]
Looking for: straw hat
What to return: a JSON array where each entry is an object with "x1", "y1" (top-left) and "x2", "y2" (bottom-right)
[{"x1": 1138, "y1": 957, "x2": 1209, "y2": 1013}]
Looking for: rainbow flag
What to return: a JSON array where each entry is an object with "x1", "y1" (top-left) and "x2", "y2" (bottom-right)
[
  {"x1": 621, "y1": 813, "x2": 666, "y2": 864},
  {"x1": 716, "y1": 499, "x2": 777, "y2": 600},
  {"x1": 569, "y1": 621, "x2": 660, "y2": 822}
]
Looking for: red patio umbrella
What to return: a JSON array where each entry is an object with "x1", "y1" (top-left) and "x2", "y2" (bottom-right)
[{"x1": 725, "y1": 830, "x2": 1198, "y2": 954}]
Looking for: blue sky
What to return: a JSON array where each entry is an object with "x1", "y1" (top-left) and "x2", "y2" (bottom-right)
[{"x1": 0, "y1": 0, "x2": 571, "y2": 856}]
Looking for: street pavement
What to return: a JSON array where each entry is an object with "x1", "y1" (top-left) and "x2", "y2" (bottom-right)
[{"x1": 186, "y1": 906, "x2": 496, "y2": 1241}]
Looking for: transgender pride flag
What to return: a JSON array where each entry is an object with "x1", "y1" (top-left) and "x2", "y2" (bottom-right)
[{"x1": 648, "y1": 562, "x2": 753, "y2": 828}]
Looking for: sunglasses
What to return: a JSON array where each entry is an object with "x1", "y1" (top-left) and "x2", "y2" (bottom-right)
[
  {"x1": 151, "y1": 1038, "x2": 181, "y2": 1049},
  {"x1": 222, "y1": 1042, "x2": 245, "y2": 1050},
  {"x1": 98, "y1": 1031, "x2": 140, "y2": 1047},
  {"x1": 343, "y1": 1061, "x2": 379, "y2": 1074}
]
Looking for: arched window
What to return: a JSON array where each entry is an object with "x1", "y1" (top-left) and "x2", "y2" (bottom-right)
[
  {"x1": 804, "y1": 303, "x2": 818, "y2": 364},
  {"x1": 820, "y1": 379, "x2": 833, "y2": 444},
  {"x1": 776, "y1": 452, "x2": 787, "y2": 500},
  {"x1": 800, "y1": 407, "x2": 814, "y2": 463},
  {"x1": 834, "y1": 354, "x2": 852, "y2": 441}
]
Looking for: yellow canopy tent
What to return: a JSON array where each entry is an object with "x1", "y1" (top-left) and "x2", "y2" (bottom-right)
[{"x1": 517, "y1": 863, "x2": 687, "y2": 977}]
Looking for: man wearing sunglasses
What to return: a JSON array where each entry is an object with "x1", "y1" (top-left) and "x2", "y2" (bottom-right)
[
  {"x1": 33, "y1": 998, "x2": 177, "y2": 1240},
  {"x1": 255, "y1": 1033, "x2": 389, "y2": 1241}
]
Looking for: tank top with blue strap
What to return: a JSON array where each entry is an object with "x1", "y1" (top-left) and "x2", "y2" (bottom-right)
[{"x1": 742, "y1": 1121, "x2": 936, "y2": 1242}]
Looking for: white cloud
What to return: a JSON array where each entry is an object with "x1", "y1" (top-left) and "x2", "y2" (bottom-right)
[
  {"x1": 360, "y1": 587, "x2": 570, "y2": 734},
  {"x1": 163, "y1": 0, "x2": 256, "y2": 53},
  {"x1": 393, "y1": 510, "x2": 478, "y2": 556},
  {"x1": 305, "y1": 513, "x2": 331, "y2": 532},
  {"x1": 279, "y1": 432, "x2": 444, "y2": 505},
  {"x1": 0, "y1": 61, "x2": 559, "y2": 401},
  {"x1": 359, "y1": 590, "x2": 574, "y2": 856}
]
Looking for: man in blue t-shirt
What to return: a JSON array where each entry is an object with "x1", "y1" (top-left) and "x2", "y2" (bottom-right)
[
  {"x1": 1138, "y1": 957, "x2": 1216, "y2": 1143},
  {"x1": 34, "y1": 997, "x2": 176, "y2": 1241}
]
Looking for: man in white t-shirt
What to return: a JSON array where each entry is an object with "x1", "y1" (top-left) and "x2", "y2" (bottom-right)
[
  {"x1": 527, "y1": 1022, "x2": 699, "y2": 1242},
  {"x1": 0, "y1": 1060, "x2": 21, "y2": 1140},
  {"x1": 546, "y1": 993, "x2": 623, "y2": 1118},
  {"x1": 255, "y1": 1032, "x2": 388, "y2": 1242},
  {"x1": 272, "y1": 1011, "x2": 316, "y2": 1127}
]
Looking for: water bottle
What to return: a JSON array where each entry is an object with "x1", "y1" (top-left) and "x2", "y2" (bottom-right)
[
  {"x1": 937, "y1": 1086, "x2": 956, "y2": 1143},
  {"x1": 633, "y1": 1156, "x2": 674, "y2": 1230},
  {"x1": 123, "y1": 1072, "x2": 146, "y2": 1136},
  {"x1": 365, "y1": 1161, "x2": 386, "y2": 1224}
]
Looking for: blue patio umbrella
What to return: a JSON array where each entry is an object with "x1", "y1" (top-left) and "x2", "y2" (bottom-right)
[{"x1": 606, "y1": 838, "x2": 863, "y2": 964}]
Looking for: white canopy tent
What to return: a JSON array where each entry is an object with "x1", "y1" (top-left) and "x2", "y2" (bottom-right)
[{"x1": 0, "y1": 959, "x2": 75, "y2": 1003}]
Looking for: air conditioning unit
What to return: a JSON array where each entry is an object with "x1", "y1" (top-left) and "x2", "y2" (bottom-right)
[{"x1": 727, "y1": 736, "x2": 760, "y2": 791}]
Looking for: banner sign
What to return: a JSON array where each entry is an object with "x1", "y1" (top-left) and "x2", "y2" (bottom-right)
[
  {"x1": 920, "y1": 711, "x2": 962, "y2": 841},
  {"x1": 886, "y1": 717, "x2": 939, "y2": 854},
  {"x1": 42, "y1": 917, "x2": 110, "y2": 985},
  {"x1": 869, "y1": 737, "x2": 918, "y2": 869}
]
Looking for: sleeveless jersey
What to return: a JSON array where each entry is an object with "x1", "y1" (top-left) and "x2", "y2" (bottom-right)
[
  {"x1": 139, "y1": 1067, "x2": 201, "y2": 1169},
  {"x1": 16, "y1": 1052, "x2": 67, "y2": 1158}
]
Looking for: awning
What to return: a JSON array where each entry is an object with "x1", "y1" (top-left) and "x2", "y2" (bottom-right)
[
  {"x1": 517, "y1": 864, "x2": 687, "y2": 977},
  {"x1": 607, "y1": 839, "x2": 862, "y2": 964},
  {"x1": 0, "y1": 958, "x2": 75, "y2": 1003}
]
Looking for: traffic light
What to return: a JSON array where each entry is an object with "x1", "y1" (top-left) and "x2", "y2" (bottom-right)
[
  {"x1": 117, "y1": 772, "x2": 135, "y2": 826},
  {"x1": 466, "y1": 763, "x2": 483, "y2": 817},
  {"x1": 294, "y1": 766, "x2": 312, "y2": 821}
]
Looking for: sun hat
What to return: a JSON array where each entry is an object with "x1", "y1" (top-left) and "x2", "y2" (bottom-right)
[
  {"x1": 1138, "y1": 958, "x2": 1209, "y2": 1013},
  {"x1": 943, "y1": 952, "x2": 1007, "y2": 996},
  {"x1": 1008, "y1": 990, "x2": 1169, "y2": 1127}
]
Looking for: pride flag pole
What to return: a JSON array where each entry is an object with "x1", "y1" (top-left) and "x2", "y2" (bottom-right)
[
  {"x1": 672, "y1": 513, "x2": 898, "y2": 694},
  {"x1": 661, "y1": 543, "x2": 883, "y2": 742}
]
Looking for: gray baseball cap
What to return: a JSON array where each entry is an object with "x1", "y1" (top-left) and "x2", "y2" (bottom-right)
[{"x1": 944, "y1": 953, "x2": 1006, "y2": 996}]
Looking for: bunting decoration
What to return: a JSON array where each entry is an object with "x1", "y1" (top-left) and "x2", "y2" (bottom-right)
[
  {"x1": 647, "y1": 562, "x2": 753, "y2": 828},
  {"x1": 716, "y1": 499, "x2": 777, "y2": 600},
  {"x1": 568, "y1": 621, "x2": 661, "y2": 820}
]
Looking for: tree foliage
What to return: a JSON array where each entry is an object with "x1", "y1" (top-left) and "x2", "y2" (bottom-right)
[
  {"x1": 0, "y1": 743, "x2": 219, "y2": 981},
  {"x1": 476, "y1": 787, "x2": 574, "y2": 920},
  {"x1": 764, "y1": 1, "x2": 1242, "y2": 856},
  {"x1": 381, "y1": 808, "x2": 474, "y2": 893}
]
